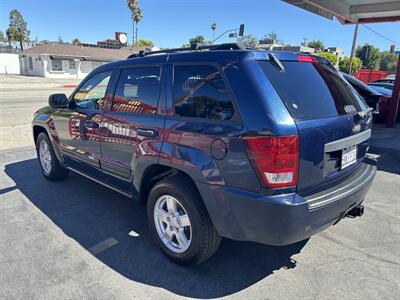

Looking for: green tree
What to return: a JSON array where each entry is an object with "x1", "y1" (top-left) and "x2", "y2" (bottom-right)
[
  {"x1": 308, "y1": 40, "x2": 325, "y2": 51},
  {"x1": 356, "y1": 44, "x2": 380, "y2": 70},
  {"x1": 0, "y1": 31, "x2": 5, "y2": 42},
  {"x1": 316, "y1": 52, "x2": 338, "y2": 66},
  {"x1": 263, "y1": 31, "x2": 282, "y2": 43},
  {"x1": 72, "y1": 38, "x2": 80, "y2": 45},
  {"x1": 339, "y1": 56, "x2": 361, "y2": 74},
  {"x1": 182, "y1": 35, "x2": 212, "y2": 47},
  {"x1": 57, "y1": 36, "x2": 64, "y2": 44},
  {"x1": 136, "y1": 39, "x2": 154, "y2": 47},
  {"x1": 379, "y1": 51, "x2": 398, "y2": 73},
  {"x1": 6, "y1": 9, "x2": 30, "y2": 51},
  {"x1": 237, "y1": 35, "x2": 258, "y2": 48},
  {"x1": 189, "y1": 35, "x2": 205, "y2": 44}
]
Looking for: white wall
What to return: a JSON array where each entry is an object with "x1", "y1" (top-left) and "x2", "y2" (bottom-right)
[
  {"x1": 0, "y1": 53, "x2": 20, "y2": 74},
  {"x1": 44, "y1": 57, "x2": 106, "y2": 79},
  {"x1": 20, "y1": 54, "x2": 107, "y2": 78},
  {"x1": 21, "y1": 54, "x2": 45, "y2": 76}
]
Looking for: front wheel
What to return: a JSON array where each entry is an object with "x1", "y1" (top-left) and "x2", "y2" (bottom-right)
[
  {"x1": 147, "y1": 175, "x2": 221, "y2": 266},
  {"x1": 36, "y1": 132, "x2": 69, "y2": 181}
]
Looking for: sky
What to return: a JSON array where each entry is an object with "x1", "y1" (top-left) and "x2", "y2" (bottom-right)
[{"x1": 1, "y1": 0, "x2": 399, "y2": 55}]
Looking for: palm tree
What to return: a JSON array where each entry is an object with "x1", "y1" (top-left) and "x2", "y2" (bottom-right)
[
  {"x1": 134, "y1": 7, "x2": 143, "y2": 46},
  {"x1": 127, "y1": 0, "x2": 137, "y2": 44}
]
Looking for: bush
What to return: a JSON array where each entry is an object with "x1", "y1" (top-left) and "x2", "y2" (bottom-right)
[
  {"x1": 136, "y1": 39, "x2": 154, "y2": 47},
  {"x1": 316, "y1": 52, "x2": 338, "y2": 66},
  {"x1": 339, "y1": 56, "x2": 361, "y2": 75}
]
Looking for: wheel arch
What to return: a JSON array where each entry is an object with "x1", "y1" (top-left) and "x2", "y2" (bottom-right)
[
  {"x1": 138, "y1": 163, "x2": 201, "y2": 205},
  {"x1": 33, "y1": 125, "x2": 48, "y2": 145},
  {"x1": 33, "y1": 124, "x2": 64, "y2": 163}
]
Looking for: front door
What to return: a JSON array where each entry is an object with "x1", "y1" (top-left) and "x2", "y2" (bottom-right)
[
  {"x1": 100, "y1": 65, "x2": 165, "y2": 193},
  {"x1": 53, "y1": 70, "x2": 112, "y2": 178}
]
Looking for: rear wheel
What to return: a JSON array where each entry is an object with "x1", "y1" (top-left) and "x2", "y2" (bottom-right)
[
  {"x1": 147, "y1": 175, "x2": 221, "y2": 266},
  {"x1": 36, "y1": 132, "x2": 69, "y2": 181}
]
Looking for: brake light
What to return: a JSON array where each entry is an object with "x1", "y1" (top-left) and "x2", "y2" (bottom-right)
[
  {"x1": 298, "y1": 55, "x2": 317, "y2": 63},
  {"x1": 244, "y1": 136, "x2": 299, "y2": 188}
]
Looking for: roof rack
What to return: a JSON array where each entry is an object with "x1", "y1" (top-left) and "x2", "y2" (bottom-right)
[{"x1": 127, "y1": 43, "x2": 245, "y2": 58}]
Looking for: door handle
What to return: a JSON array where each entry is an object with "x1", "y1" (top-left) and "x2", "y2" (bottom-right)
[
  {"x1": 137, "y1": 128, "x2": 158, "y2": 138},
  {"x1": 84, "y1": 121, "x2": 99, "y2": 129}
]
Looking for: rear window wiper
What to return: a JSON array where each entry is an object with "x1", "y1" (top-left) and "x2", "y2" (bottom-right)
[{"x1": 268, "y1": 53, "x2": 285, "y2": 72}]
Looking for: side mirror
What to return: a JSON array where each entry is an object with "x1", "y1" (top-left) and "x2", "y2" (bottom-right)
[{"x1": 49, "y1": 93, "x2": 68, "y2": 108}]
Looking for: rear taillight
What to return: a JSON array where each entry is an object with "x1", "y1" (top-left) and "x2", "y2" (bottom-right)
[{"x1": 244, "y1": 136, "x2": 299, "y2": 188}]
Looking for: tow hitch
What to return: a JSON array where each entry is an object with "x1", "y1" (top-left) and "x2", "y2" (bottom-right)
[{"x1": 347, "y1": 205, "x2": 364, "y2": 218}]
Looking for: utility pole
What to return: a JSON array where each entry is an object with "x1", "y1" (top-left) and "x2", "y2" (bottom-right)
[{"x1": 348, "y1": 23, "x2": 359, "y2": 74}]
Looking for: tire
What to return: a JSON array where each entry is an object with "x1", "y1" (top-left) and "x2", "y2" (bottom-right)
[
  {"x1": 147, "y1": 174, "x2": 221, "y2": 266},
  {"x1": 36, "y1": 132, "x2": 69, "y2": 181}
]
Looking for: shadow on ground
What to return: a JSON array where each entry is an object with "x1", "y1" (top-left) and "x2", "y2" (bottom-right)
[
  {"x1": 369, "y1": 146, "x2": 400, "y2": 175},
  {"x1": 3, "y1": 158, "x2": 307, "y2": 299}
]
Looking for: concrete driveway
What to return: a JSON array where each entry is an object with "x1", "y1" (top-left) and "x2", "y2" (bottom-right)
[
  {"x1": 0, "y1": 145, "x2": 399, "y2": 300},
  {"x1": 0, "y1": 76, "x2": 399, "y2": 299}
]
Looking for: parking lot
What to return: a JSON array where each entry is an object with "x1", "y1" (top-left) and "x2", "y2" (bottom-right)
[{"x1": 0, "y1": 76, "x2": 399, "y2": 299}]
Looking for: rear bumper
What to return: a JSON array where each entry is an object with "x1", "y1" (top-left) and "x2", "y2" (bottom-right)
[{"x1": 198, "y1": 160, "x2": 376, "y2": 246}]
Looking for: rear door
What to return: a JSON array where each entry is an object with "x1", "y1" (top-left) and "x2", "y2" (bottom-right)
[
  {"x1": 259, "y1": 57, "x2": 372, "y2": 194},
  {"x1": 100, "y1": 65, "x2": 165, "y2": 193}
]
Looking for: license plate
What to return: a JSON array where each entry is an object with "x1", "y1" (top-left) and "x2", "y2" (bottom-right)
[{"x1": 341, "y1": 146, "x2": 357, "y2": 169}]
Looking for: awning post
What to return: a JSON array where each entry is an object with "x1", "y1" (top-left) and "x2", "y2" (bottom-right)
[{"x1": 386, "y1": 54, "x2": 400, "y2": 128}]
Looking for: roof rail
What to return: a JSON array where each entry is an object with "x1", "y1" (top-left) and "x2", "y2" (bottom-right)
[{"x1": 127, "y1": 43, "x2": 245, "y2": 58}]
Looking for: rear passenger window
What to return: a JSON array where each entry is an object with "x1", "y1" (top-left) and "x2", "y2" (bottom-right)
[
  {"x1": 112, "y1": 67, "x2": 161, "y2": 115},
  {"x1": 174, "y1": 65, "x2": 235, "y2": 120},
  {"x1": 259, "y1": 61, "x2": 361, "y2": 120}
]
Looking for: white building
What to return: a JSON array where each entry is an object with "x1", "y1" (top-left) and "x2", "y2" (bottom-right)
[
  {"x1": 325, "y1": 47, "x2": 346, "y2": 65},
  {"x1": 20, "y1": 44, "x2": 144, "y2": 79},
  {"x1": 258, "y1": 39, "x2": 315, "y2": 54}
]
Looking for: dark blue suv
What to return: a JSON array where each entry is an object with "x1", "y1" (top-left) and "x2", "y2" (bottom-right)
[{"x1": 32, "y1": 43, "x2": 376, "y2": 265}]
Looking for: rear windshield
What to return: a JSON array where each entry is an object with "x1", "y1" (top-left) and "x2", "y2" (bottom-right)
[{"x1": 259, "y1": 61, "x2": 361, "y2": 120}]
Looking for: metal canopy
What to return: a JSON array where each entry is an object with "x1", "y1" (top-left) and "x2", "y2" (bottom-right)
[
  {"x1": 283, "y1": 0, "x2": 400, "y2": 24},
  {"x1": 283, "y1": 0, "x2": 400, "y2": 127}
]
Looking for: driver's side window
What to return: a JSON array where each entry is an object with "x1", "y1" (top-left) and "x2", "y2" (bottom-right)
[{"x1": 73, "y1": 71, "x2": 111, "y2": 110}]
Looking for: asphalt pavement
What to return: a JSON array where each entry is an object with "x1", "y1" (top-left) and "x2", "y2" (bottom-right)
[{"x1": 0, "y1": 76, "x2": 399, "y2": 299}]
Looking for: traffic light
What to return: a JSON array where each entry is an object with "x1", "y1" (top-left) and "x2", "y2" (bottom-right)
[
  {"x1": 390, "y1": 44, "x2": 395, "y2": 53},
  {"x1": 360, "y1": 46, "x2": 370, "y2": 61},
  {"x1": 239, "y1": 24, "x2": 245, "y2": 37}
]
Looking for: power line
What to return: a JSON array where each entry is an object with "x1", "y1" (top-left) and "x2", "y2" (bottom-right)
[{"x1": 361, "y1": 24, "x2": 400, "y2": 46}]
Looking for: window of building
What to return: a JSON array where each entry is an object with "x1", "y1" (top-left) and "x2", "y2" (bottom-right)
[
  {"x1": 51, "y1": 59, "x2": 63, "y2": 71},
  {"x1": 174, "y1": 65, "x2": 235, "y2": 120},
  {"x1": 28, "y1": 57, "x2": 33, "y2": 70},
  {"x1": 112, "y1": 67, "x2": 161, "y2": 115},
  {"x1": 69, "y1": 60, "x2": 76, "y2": 69},
  {"x1": 73, "y1": 71, "x2": 111, "y2": 110}
]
